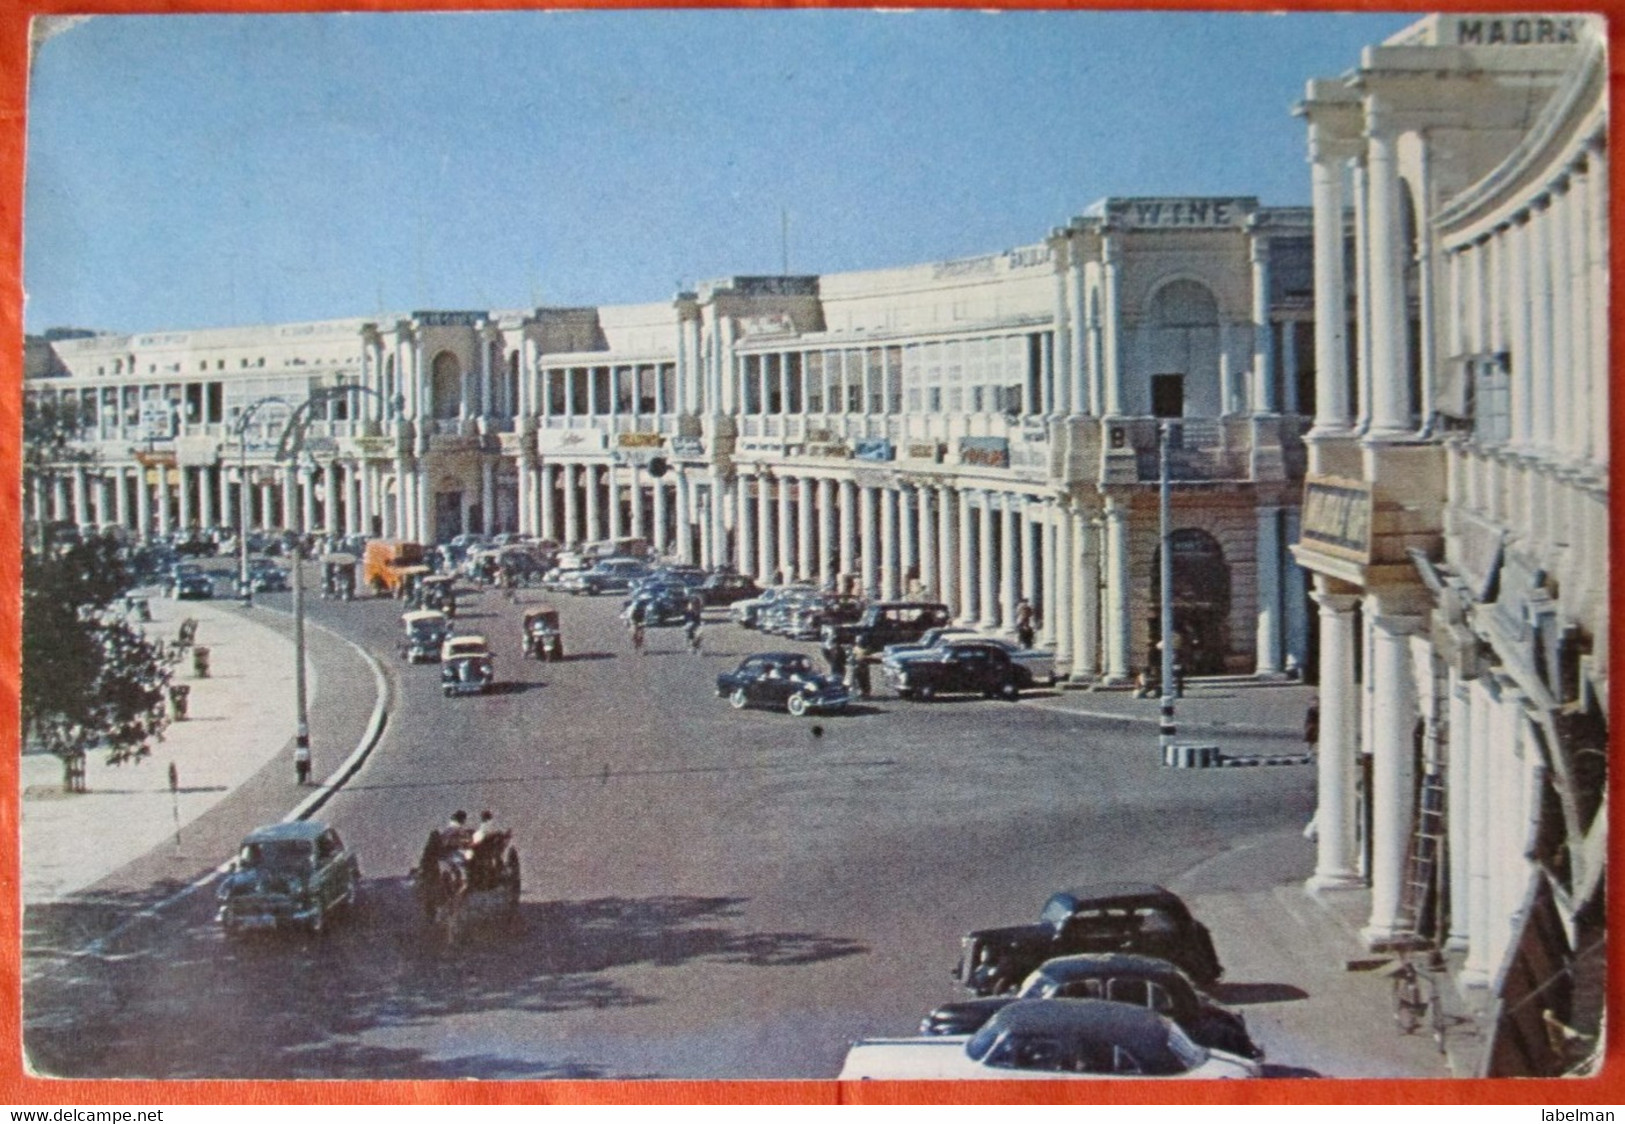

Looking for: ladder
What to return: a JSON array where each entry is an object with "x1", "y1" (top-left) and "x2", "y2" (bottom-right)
[{"x1": 1395, "y1": 768, "x2": 1447, "y2": 941}]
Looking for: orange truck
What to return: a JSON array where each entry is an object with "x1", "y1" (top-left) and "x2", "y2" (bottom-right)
[{"x1": 363, "y1": 540, "x2": 426, "y2": 596}]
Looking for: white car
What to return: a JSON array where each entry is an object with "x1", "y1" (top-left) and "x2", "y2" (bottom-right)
[{"x1": 838, "y1": 999, "x2": 1262, "y2": 1081}]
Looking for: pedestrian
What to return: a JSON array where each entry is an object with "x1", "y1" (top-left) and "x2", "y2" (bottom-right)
[
  {"x1": 848, "y1": 643, "x2": 872, "y2": 698},
  {"x1": 629, "y1": 599, "x2": 647, "y2": 655},
  {"x1": 1014, "y1": 598, "x2": 1035, "y2": 649},
  {"x1": 684, "y1": 595, "x2": 704, "y2": 655},
  {"x1": 293, "y1": 743, "x2": 311, "y2": 786},
  {"x1": 821, "y1": 625, "x2": 847, "y2": 678},
  {"x1": 1304, "y1": 700, "x2": 1320, "y2": 757}
]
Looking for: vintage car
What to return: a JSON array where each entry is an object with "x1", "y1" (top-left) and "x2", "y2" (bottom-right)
[
  {"x1": 838, "y1": 999, "x2": 1261, "y2": 1081},
  {"x1": 215, "y1": 820, "x2": 360, "y2": 937},
  {"x1": 248, "y1": 558, "x2": 290, "y2": 593},
  {"x1": 697, "y1": 571, "x2": 761, "y2": 607},
  {"x1": 956, "y1": 883, "x2": 1224, "y2": 994},
  {"x1": 622, "y1": 585, "x2": 690, "y2": 627},
  {"x1": 716, "y1": 652, "x2": 854, "y2": 717},
  {"x1": 920, "y1": 953, "x2": 1261, "y2": 1060},
  {"x1": 880, "y1": 626, "x2": 983, "y2": 661},
  {"x1": 730, "y1": 583, "x2": 817, "y2": 629},
  {"x1": 559, "y1": 557, "x2": 651, "y2": 596},
  {"x1": 784, "y1": 594, "x2": 866, "y2": 642},
  {"x1": 419, "y1": 574, "x2": 458, "y2": 616},
  {"x1": 171, "y1": 563, "x2": 215, "y2": 600},
  {"x1": 521, "y1": 605, "x2": 565, "y2": 661},
  {"x1": 884, "y1": 639, "x2": 1055, "y2": 700},
  {"x1": 441, "y1": 635, "x2": 495, "y2": 696},
  {"x1": 400, "y1": 610, "x2": 451, "y2": 663},
  {"x1": 831, "y1": 601, "x2": 953, "y2": 652}
]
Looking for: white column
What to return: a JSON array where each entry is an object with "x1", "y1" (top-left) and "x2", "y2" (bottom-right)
[
  {"x1": 99, "y1": 473, "x2": 115, "y2": 530},
  {"x1": 585, "y1": 464, "x2": 604, "y2": 543},
  {"x1": 651, "y1": 473, "x2": 667, "y2": 554},
  {"x1": 756, "y1": 471, "x2": 773, "y2": 583},
  {"x1": 115, "y1": 467, "x2": 131, "y2": 532},
  {"x1": 630, "y1": 464, "x2": 647, "y2": 542},
  {"x1": 1101, "y1": 232, "x2": 1124, "y2": 415},
  {"x1": 710, "y1": 471, "x2": 729, "y2": 569},
  {"x1": 1255, "y1": 505, "x2": 1283, "y2": 675},
  {"x1": 1308, "y1": 589, "x2": 1363, "y2": 891},
  {"x1": 976, "y1": 495, "x2": 996, "y2": 628},
  {"x1": 958, "y1": 488, "x2": 978, "y2": 624},
  {"x1": 1050, "y1": 244, "x2": 1071, "y2": 415},
  {"x1": 1461, "y1": 679, "x2": 1495, "y2": 984},
  {"x1": 820, "y1": 477, "x2": 837, "y2": 587},
  {"x1": 1283, "y1": 507, "x2": 1310, "y2": 671},
  {"x1": 155, "y1": 467, "x2": 172, "y2": 537},
  {"x1": 300, "y1": 466, "x2": 316, "y2": 534},
  {"x1": 1052, "y1": 502, "x2": 1074, "y2": 671},
  {"x1": 859, "y1": 483, "x2": 878, "y2": 598},
  {"x1": 1000, "y1": 498, "x2": 1018, "y2": 631},
  {"x1": 1103, "y1": 497, "x2": 1131, "y2": 681},
  {"x1": 898, "y1": 486, "x2": 916, "y2": 596},
  {"x1": 1508, "y1": 215, "x2": 1532, "y2": 448},
  {"x1": 215, "y1": 465, "x2": 230, "y2": 535},
  {"x1": 1564, "y1": 166, "x2": 1589, "y2": 463},
  {"x1": 1361, "y1": 609, "x2": 1422, "y2": 946},
  {"x1": 1364, "y1": 121, "x2": 1411, "y2": 437},
  {"x1": 1587, "y1": 141, "x2": 1608, "y2": 470},
  {"x1": 880, "y1": 486, "x2": 899, "y2": 600},
  {"x1": 1528, "y1": 196, "x2": 1556, "y2": 454},
  {"x1": 1068, "y1": 250, "x2": 1087, "y2": 414},
  {"x1": 1019, "y1": 500, "x2": 1038, "y2": 607},
  {"x1": 797, "y1": 476, "x2": 815, "y2": 581},
  {"x1": 72, "y1": 467, "x2": 91, "y2": 532},
  {"x1": 604, "y1": 464, "x2": 622, "y2": 540},
  {"x1": 776, "y1": 473, "x2": 793, "y2": 581},
  {"x1": 1076, "y1": 515, "x2": 1100, "y2": 678},
  {"x1": 736, "y1": 474, "x2": 755, "y2": 580},
  {"x1": 563, "y1": 464, "x2": 581, "y2": 545},
  {"x1": 1250, "y1": 232, "x2": 1275, "y2": 413},
  {"x1": 939, "y1": 486, "x2": 959, "y2": 617},
  {"x1": 838, "y1": 479, "x2": 856, "y2": 585},
  {"x1": 538, "y1": 464, "x2": 555, "y2": 543},
  {"x1": 1352, "y1": 161, "x2": 1374, "y2": 431},
  {"x1": 917, "y1": 487, "x2": 936, "y2": 599},
  {"x1": 1281, "y1": 320, "x2": 1300, "y2": 415},
  {"x1": 1445, "y1": 677, "x2": 1473, "y2": 950},
  {"x1": 1040, "y1": 500, "x2": 1058, "y2": 647}
]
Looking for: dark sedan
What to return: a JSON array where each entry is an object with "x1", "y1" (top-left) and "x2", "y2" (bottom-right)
[
  {"x1": 920, "y1": 953, "x2": 1261, "y2": 1060},
  {"x1": 697, "y1": 572, "x2": 761, "y2": 606},
  {"x1": 171, "y1": 564, "x2": 215, "y2": 600},
  {"x1": 715, "y1": 652, "x2": 854, "y2": 717}
]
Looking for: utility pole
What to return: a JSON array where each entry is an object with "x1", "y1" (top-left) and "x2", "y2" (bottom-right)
[{"x1": 1158, "y1": 420, "x2": 1177, "y2": 760}]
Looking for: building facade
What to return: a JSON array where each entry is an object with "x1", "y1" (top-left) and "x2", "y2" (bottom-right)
[
  {"x1": 27, "y1": 196, "x2": 1318, "y2": 683},
  {"x1": 1294, "y1": 13, "x2": 1606, "y2": 1075}
]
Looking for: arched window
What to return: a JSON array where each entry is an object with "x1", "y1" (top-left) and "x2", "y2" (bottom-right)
[
  {"x1": 1144, "y1": 279, "x2": 1221, "y2": 417},
  {"x1": 432, "y1": 351, "x2": 462, "y2": 420}
]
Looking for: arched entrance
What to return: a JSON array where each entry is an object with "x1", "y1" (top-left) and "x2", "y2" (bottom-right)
[
  {"x1": 431, "y1": 351, "x2": 462, "y2": 421},
  {"x1": 1149, "y1": 528, "x2": 1232, "y2": 676}
]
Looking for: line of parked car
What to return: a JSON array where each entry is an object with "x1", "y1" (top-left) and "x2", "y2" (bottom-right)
[{"x1": 840, "y1": 883, "x2": 1263, "y2": 1080}]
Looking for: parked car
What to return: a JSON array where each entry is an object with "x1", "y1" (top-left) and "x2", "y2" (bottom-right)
[
  {"x1": 880, "y1": 626, "x2": 983, "y2": 662},
  {"x1": 731, "y1": 583, "x2": 816, "y2": 629},
  {"x1": 758, "y1": 588, "x2": 825, "y2": 636},
  {"x1": 215, "y1": 820, "x2": 360, "y2": 937},
  {"x1": 697, "y1": 571, "x2": 761, "y2": 607},
  {"x1": 884, "y1": 639, "x2": 1055, "y2": 700},
  {"x1": 956, "y1": 884, "x2": 1224, "y2": 995},
  {"x1": 248, "y1": 558, "x2": 290, "y2": 593},
  {"x1": 560, "y1": 557, "x2": 651, "y2": 596},
  {"x1": 400, "y1": 610, "x2": 451, "y2": 663},
  {"x1": 920, "y1": 953, "x2": 1261, "y2": 1060},
  {"x1": 716, "y1": 652, "x2": 854, "y2": 717},
  {"x1": 787, "y1": 594, "x2": 866, "y2": 641},
  {"x1": 622, "y1": 585, "x2": 690, "y2": 627},
  {"x1": 838, "y1": 999, "x2": 1260, "y2": 1080},
  {"x1": 441, "y1": 635, "x2": 495, "y2": 696},
  {"x1": 171, "y1": 563, "x2": 215, "y2": 600},
  {"x1": 832, "y1": 601, "x2": 953, "y2": 652}
]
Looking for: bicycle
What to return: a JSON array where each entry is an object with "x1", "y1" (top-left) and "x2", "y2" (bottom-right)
[
  {"x1": 685, "y1": 620, "x2": 702, "y2": 655},
  {"x1": 1388, "y1": 953, "x2": 1447, "y2": 1053},
  {"x1": 631, "y1": 622, "x2": 646, "y2": 655}
]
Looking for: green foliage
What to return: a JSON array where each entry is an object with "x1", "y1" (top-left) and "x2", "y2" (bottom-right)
[{"x1": 21, "y1": 534, "x2": 176, "y2": 785}]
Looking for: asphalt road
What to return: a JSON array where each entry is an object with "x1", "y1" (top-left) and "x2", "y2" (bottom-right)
[{"x1": 24, "y1": 570, "x2": 1316, "y2": 1080}]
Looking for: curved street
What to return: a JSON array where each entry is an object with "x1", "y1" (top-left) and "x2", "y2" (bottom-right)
[{"x1": 24, "y1": 566, "x2": 1452, "y2": 1081}]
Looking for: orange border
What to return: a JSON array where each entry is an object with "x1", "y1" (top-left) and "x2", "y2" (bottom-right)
[{"x1": 0, "y1": 0, "x2": 1620, "y2": 1107}]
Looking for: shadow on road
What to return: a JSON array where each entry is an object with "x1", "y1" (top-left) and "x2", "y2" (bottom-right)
[
  {"x1": 1210, "y1": 981, "x2": 1311, "y2": 1005},
  {"x1": 24, "y1": 880, "x2": 867, "y2": 1079}
]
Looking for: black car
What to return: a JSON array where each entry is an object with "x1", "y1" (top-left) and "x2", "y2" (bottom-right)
[
  {"x1": 697, "y1": 572, "x2": 762, "y2": 607},
  {"x1": 832, "y1": 601, "x2": 953, "y2": 651},
  {"x1": 885, "y1": 640, "x2": 1032, "y2": 701},
  {"x1": 171, "y1": 564, "x2": 215, "y2": 600},
  {"x1": 921, "y1": 953, "x2": 1261, "y2": 1060},
  {"x1": 715, "y1": 652, "x2": 854, "y2": 717},
  {"x1": 956, "y1": 883, "x2": 1224, "y2": 995}
]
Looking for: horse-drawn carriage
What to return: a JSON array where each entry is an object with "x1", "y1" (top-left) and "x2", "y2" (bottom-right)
[{"x1": 411, "y1": 824, "x2": 521, "y2": 938}]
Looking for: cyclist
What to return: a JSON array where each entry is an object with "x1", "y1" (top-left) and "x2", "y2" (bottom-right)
[
  {"x1": 683, "y1": 595, "x2": 704, "y2": 655},
  {"x1": 629, "y1": 599, "x2": 647, "y2": 655}
]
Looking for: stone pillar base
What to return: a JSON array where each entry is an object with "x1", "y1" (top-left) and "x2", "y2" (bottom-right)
[
  {"x1": 1305, "y1": 872, "x2": 1364, "y2": 895},
  {"x1": 1359, "y1": 922, "x2": 1417, "y2": 951}
]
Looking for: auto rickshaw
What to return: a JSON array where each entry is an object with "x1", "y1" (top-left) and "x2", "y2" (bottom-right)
[
  {"x1": 420, "y1": 574, "x2": 458, "y2": 617},
  {"x1": 321, "y1": 553, "x2": 358, "y2": 601},
  {"x1": 397, "y1": 565, "x2": 434, "y2": 606},
  {"x1": 400, "y1": 609, "x2": 450, "y2": 663},
  {"x1": 521, "y1": 605, "x2": 565, "y2": 662}
]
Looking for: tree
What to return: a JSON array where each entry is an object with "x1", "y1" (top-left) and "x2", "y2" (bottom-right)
[
  {"x1": 21, "y1": 528, "x2": 176, "y2": 792},
  {"x1": 22, "y1": 392, "x2": 94, "y2": 552}
]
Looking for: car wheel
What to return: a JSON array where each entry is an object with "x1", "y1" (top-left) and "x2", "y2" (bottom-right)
[
  {"x1": 729, "y1": 688, "x2": 750, "y2": 710},
  {"x1": 787, "y1": 693, "x2": 809, "y2": 717},
  {"x1": 916, "y1": 683, "x2": 936, "y2": 702},
  {"x1": 999, "y1": 679, "x2": 1020, "y2": 701}
]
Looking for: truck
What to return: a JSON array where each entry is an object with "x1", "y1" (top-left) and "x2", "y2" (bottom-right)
[{"x1": 363, "y1": 539, "x2": 426, "y2": 597}]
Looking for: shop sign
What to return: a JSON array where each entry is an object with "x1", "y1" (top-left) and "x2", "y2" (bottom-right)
[
  {"x1": 617, "y1": 432, "x2": 665, "y2": 449},
  {"x1": 1450, "y1": 16, "x2": 1583, "y2": 45},
  {"x1": 807, "y1": 442, "x2": 852, "y2": 459},
  {"x1": 133, "y1": 449, "x2": 176, "y2": 468},
  {"x1": 304, "y1": 436, "x2": 338, "y2": 456},
  {"x1": 1105, "y1": 197, "x2": 1253, "y2": 230},
  {"x1": 1299, "y1": 475, "x2": 1372, "y2": 563},
  {"x1": 413, "y1": 310, "x2": 485, "y2": 327},
  {"x1": 854, "y1": 438, "x2": 894, "y2": 463},
  {"x1": 740, "y1": 438, "x2": 786, "y2": 454},
  {"x1": 958, "y1": 437, "x2": 1010, "y2": 469},
  {"x1": 670, "y1": 435, "x2": 706, "y2": 458},
  {"x1": 536, "y1": 428, "x2": 606, "y2": 453},
  {"x1": 904, "y1": 442, "x2": 943, "y2": 463},
  {"x1": 350, "y1": 435, "x2": 395, "y2": 458},
  {"x1": 139, "y1": 399, "x2": 175, "y2": 440}
]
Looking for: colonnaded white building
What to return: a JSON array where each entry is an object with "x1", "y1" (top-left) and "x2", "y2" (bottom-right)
[
  {"x1": 1295, "y1": 12, "x2": 1606, "y2": 1076},
  {"x1": 27, "y1": 194, "x2": 1320, "y2": 683}
]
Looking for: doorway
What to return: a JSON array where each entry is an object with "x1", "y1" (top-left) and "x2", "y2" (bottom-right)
[{"x1": 1151, "y1": 374, "x2": 1185, "y2": 419}]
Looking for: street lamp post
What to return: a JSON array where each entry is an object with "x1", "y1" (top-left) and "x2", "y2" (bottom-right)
[{"x1": 1158, "y1": 420, "x2": 1177, "y2": 760}]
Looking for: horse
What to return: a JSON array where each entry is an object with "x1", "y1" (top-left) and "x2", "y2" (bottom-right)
[{"x1": 411, "y1": 828, "x2": 521, "y2": 940}]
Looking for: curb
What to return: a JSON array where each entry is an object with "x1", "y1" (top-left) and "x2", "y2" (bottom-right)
[
  {"x1": 69, "y1": 608, "x2": 389, "y2": 959},
  {"x1": 1162, "y1": 744, "x2": 1315, "y2": 769}
]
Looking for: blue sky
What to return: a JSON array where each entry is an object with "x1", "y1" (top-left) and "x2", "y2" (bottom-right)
[{"x1": 22, "y1": 9, "x2": 1414, "y2": 335}]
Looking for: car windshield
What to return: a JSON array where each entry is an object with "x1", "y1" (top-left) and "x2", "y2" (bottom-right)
[
  {"x1": 781, "y1": 657, "x2": 813, "y2": 675},
  {"x1": 409, "y1": 621, "x2": 444, "y2": 638},
  {"x1": 241, "y1": 840, "x2": 313, "y2": 873}
]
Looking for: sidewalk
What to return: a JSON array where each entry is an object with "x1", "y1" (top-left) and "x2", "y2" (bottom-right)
[
  {"x1": 20, "y1": 595, "x2": 301, "y2": 904},
  {"x1": 1032, "y1": 675, "x2": 1479, "y2": 1077}
]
